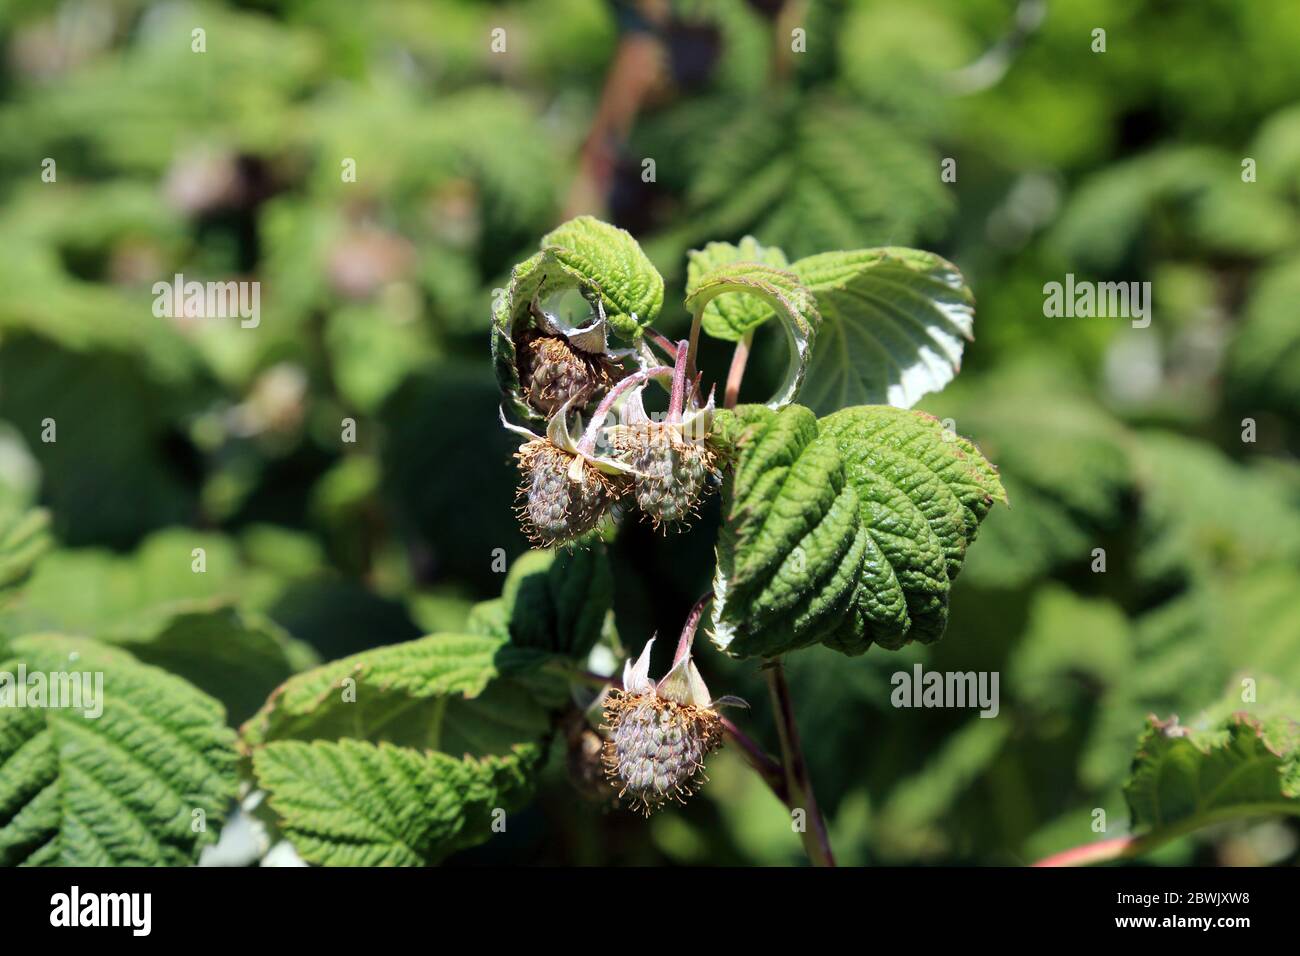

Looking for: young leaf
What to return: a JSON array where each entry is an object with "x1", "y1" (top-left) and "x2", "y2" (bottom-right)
[
  {"x1": 685, "y1": 263, "x2": 818, "y2": 409},
  {"x1": 794, "y1": 248, "x2": 975, "y2": 414},
  {"x1": 686, "y1": 236, "x2": 790, "y2": 342},
  {"x1": 541, "y1": 217, "x2": 664, "y2": 338},
  {"x1": 710, "y1": 403, "x2": 1004, "y2": 658},
  {"x1": 491, "y1": 216, "x2": 665, "y2": 424},
  {"x1": 0, "y1": 634, "x2": 238, "y2": 866},
  {"x1": 1125, "y1": 685, "x2": 1300, "y2": 842},
  {"x1": 252, "y1": 738, "x2": 539, "y2": 866}
]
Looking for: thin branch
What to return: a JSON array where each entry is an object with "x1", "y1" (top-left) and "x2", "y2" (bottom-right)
[
  {"x1": 764, "y1": 659, "x2": 836, "y2": 866},
  {"x1": 723, "y1": 330, "x2": 753, "y2": 410},
  {"x1": 563, "y1": 33, "x2": 664, "y2": 219}
]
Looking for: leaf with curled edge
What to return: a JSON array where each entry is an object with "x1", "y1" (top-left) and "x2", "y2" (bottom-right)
[
  {"x1": 794, "y1": 248, "x2": 974, "y2": 415},
  {"x1": 685, "y1": 263, "x2": 818, "y2": 410},
  {"x1": 0, "y1": 634, "x2": 237, "y2": 866},
  {"x1": 687, "y1": 236, "x2": 790, "y2": 342},
  {"x1": 1125, "y1": 683, "x2": 1300, "y2": 847},
  {"x1": 710, "y1": 404, "x2": 1005, "y2": 658}
]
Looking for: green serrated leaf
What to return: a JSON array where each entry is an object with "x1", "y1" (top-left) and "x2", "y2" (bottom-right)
[
  {"x1": 1125, "y1": 684, "x2": 1300, "y2": 842},
  {"x1": 541, "y1": 216, "x2": 664, "y2": 337},
  {"x1": 0, "y1": 634, "x2": 237, "y2": 866},
  {"x1": 252, "y1": 738, "x2": 539, "y2": 866},
  {"x1": 0, "y1": 507, "x2": 51, "y2": 600},
  {"x1": 687, "y1": 236, "x2": 789, "y2": 341},
  {"x1": 794, "y1": 248, "x2": 974, "y2": 414},
  {"x1": 500, "y1": 546, "x2": 612, "y2": 659},
  {"x1": 242, "y1": 621, "x2": 565, "y2": 865},
  {"x1": 685, "y1": 264, "x2": 818, "y2": 409},
  {"x1": 239, "y1": 630, "x2": 553, "y2": 755},
  {"x1": 711, "y1": 403, "x2": 1004, "y2": 658}
]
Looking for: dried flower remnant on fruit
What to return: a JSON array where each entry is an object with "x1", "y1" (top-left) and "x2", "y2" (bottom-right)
[
  {"x1": 607, "y1": 379, "x2": 718, "y2": 528},
  {"x1": 516, "y1": 329, "x2": 623, "y2": 417},
  {"x1": 602, "y1": 638, "x2": 734, "y2": 814},
  {"x1": 498, "y1": 396, "x2": 648, "y2": 547}
]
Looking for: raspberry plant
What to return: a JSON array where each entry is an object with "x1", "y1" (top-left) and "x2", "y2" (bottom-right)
[
  {"x1": 490, "y1": 216, "x2": 1008, "y2": 862},
  {"x1": 0, "y1": 216, "x2": 1296, "y2": 867}
]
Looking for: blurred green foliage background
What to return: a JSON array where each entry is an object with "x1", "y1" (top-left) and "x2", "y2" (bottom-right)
[{"x1": 1, "y1": 0, "x2": 1298, "y2": 865}]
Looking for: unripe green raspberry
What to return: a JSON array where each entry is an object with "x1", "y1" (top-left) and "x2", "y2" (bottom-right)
[
  {"x1": 613, "y1": 424, "x2": 717, "y2": 527},
  {"x1": 600, "y1": 638, "x2": 729, "y2": 814},
  {"x1": 516, "y1": 439, "x2": 619, "y2": 545}
]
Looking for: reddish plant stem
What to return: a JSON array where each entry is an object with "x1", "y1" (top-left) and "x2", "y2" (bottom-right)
[
  {"x1": 765, "y1": 659, "x2": 836, "y2": 867},
  {"x1": 645, "y1": 328, "x2": 680, "y2": 362},
  {"x1": 563, "y1": 33, "x2": 664, "y2": 219},
  {"x1": 1032, "y1": 836, "x2": 1139, "y2": 868},
  {"x1": 723, "y1": 330, "x2": 753, "y2": 410},
  {"x1": 667, "y1": 339, "x2": 691, "y2": 423},
  {"x1": 685, "y1": 309, "x2": 702, "y2": 390},
  {"x1": 577, "y1": 365, "x2": 672, "y2": 454}
]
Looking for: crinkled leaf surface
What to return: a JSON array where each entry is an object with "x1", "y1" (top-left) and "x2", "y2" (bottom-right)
[
  {"x1": 252, "y1": 738, "x2": 538, "y2": 867},
  {"x1": 710, "y1": 403, "x2": 1004, "y2": 658},
  {"x1": 240, "y1": 630, "x2": 553, "y2": 754},
  {"x1": 240, "y1": 542, "x2": 607, "y2": 866},
  {"x1": 0, "y1": 634, "x2": 237, "y2": 866},
  {"x1": 541, "y1": 216, "x2": 664, "y2": 337}
]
